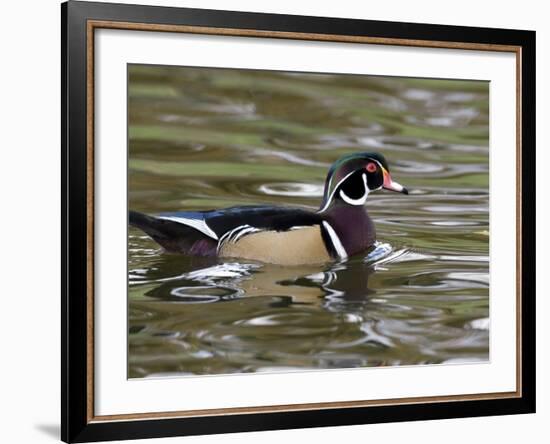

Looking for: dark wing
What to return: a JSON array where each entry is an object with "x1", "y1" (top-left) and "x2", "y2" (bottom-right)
[
  {"x1": 159, "y1": 205, "x2": 324, "y2": 239},
  {"x1": 130, "y1": 206, "x2": 334, "y2": 257}
]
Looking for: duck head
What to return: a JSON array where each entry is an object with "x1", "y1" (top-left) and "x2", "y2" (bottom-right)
[{"x1": 319, "y1": 152, "x2": 407, "y2": 212}]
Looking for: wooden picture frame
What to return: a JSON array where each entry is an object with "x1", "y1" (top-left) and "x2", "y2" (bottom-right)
[{"x1": 62, "y1": 1, "x2": 535, "y2": 442}]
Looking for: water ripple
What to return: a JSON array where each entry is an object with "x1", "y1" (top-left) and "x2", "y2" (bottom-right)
[{"x1": 128, "y1": 66, "x2": 489, "y2": 377}]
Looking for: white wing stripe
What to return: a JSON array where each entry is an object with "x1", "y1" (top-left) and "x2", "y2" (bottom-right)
[
  {"x1": 158, "y1": 216, "x2": 219, "y2": 240},
  {"x1": 225, "y1": 225, "x2": 250, "y2": 243},
  {"x1": 322, "y1": 221, "x2": 348, "y2": 260},
  {"x1": 232, "y1": 226, "x2": 260, "y2": 242},
  {"x1": 217, "y1": 224, "x2": 256, "y2": 253},
  {"x1": 216, "y1": 228, "x2": 239, "y2": 250}
]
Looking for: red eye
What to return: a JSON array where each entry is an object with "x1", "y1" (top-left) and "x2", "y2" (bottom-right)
[{"x1": 366, "y1": 162, "x2": 377, "y2": 173}]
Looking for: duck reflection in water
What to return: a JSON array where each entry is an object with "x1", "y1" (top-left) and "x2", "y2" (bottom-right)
[{"x1": 139, "y1": 253, "x2": 375, "y2": 309}]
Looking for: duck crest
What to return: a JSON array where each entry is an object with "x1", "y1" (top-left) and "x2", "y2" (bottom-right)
[{"x1": 323, "y1": 203, "x2": 376, "y2": 257}]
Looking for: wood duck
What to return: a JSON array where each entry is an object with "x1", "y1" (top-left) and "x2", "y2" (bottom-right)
[{"x1": 129, "y1": 152, "x2": 408, "y2": 265}]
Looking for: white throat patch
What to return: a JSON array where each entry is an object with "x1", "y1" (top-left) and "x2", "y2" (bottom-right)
[{"x1": 338, "y1": 173, "x2": 369, "y2": 206}]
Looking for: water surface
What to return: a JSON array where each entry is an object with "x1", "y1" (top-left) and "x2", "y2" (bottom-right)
[{"x1": 128, "y1": 65, "x2": 489, "y2": 378}]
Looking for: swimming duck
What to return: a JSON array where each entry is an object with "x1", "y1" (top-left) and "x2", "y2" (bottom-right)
[{"x1": 129, "y1": 152, "x2": 407, "y2": 265}]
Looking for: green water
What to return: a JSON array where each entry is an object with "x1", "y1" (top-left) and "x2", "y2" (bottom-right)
[{"x1": 128, "y1": 65, "x2": 489, "y2": 378}]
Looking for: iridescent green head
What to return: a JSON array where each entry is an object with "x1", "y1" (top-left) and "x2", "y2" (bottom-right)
[{"x1": 319, "y1": 152, "x2": 407, "y2": 212}]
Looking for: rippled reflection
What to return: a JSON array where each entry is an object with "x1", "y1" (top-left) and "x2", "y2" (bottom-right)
[{"x1": 128, "y1": 66, "x2": 489, "y2": 378}]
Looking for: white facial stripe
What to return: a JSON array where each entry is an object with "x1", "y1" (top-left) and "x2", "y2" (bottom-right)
[
  {"x1": 319, "y1": 158, "x2": 390, "y2": 212},
  {"x1": 338, "y1": 173, "x2": 368, "y2": 206},
  {"x1": 318, "y1": 170, "x2": 356, "y2": 213},
  {"x1": 339, "y1": 189, "x2": 367, "y2": 205},
  {"x1": 158, "y1": 216, "x2": 218, "y2": 240},
  {"x1": 322, "y1": 221, "x2": 348, "y2": 260}
]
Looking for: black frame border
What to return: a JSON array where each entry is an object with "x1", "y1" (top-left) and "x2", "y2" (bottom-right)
[{"x1": 62, "y1": 1, "x2": 536, "y2": 442}]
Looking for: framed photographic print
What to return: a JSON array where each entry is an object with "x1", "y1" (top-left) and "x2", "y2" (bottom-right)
[{"x1": 61, "y1": 1, "x2": 536, "y2": 442}]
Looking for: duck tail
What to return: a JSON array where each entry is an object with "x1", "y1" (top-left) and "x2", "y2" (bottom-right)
[
  {"x1": 129, "y1": 210, "x2": 165, "y2": 239},
  {"x1": 128, "y1": 210, "x2": 217, "y2": 255}
]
